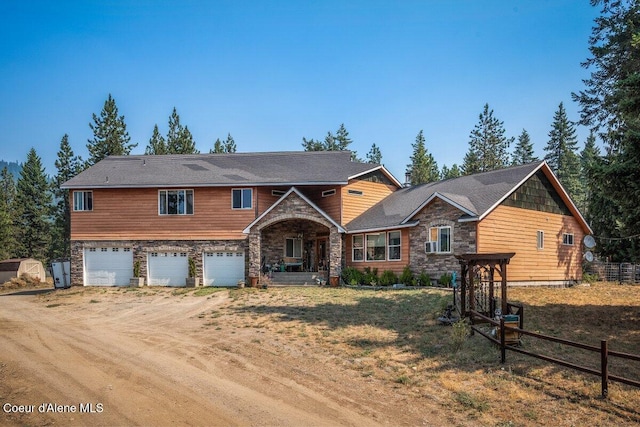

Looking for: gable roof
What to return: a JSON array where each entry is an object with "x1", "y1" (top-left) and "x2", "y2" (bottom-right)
[
  {"x1": 346, "y1": 161, "x2": 592, "y2": 234},
  {"x1": 242, "y1": 187, "x2": 346, "y2": 234},
  {"x1": 61, "y1": 151, "x2": 400, "y2": 189}
]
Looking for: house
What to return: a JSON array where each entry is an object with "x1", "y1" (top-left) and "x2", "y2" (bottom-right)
[
  {"x1": 61, "y1": 151, "x2": 591, "y2": 287},
  {"x1": 0, "y1": 258, "x2": 47, "y2": 283}
]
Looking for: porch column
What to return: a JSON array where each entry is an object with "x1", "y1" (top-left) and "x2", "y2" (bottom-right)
[
  {"x1": 248, "y1": 230, "x2": 261, "y2": 286},
  {"x1": 328, "y1": 228, "x2": 342, "y2": 286}
]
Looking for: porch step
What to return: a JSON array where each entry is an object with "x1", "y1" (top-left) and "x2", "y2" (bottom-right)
[{"x1": 269, "y1": 272, "x2": 328, "y2": 286}]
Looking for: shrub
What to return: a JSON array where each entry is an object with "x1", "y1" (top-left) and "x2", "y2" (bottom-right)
[
  {"x1": 342, "y1": 267, "x2": 364, "y2": 286},
  {"x1": 363, "y1": 267, "x2": 378, "y2": 286},
  {"x1": 379, "y1": 270, "x2": 398, "y2": 286},
  {"x1": 418, "y1": 271, "x2": 431, "y2": 286},
  {"x1": 399, "y1": 266, "x2": 414, "y2": 285},
  {"x1": 450, "y1": 319, "x2": 470, "y2": 353},
  {"x1": 439, "y1": 272, "x2": 453, "y2": 287}
]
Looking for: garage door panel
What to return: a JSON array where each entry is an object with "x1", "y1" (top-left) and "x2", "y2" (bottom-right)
[
  {"x1": 84, "y1": 247, "x2": 133, "y2": 286},
  {"x1": 148, "y1": 252, "x2": 188, "y2": 287},
  {"x1": 204, "y1": 252, "x2": 245, "y2": 287}
]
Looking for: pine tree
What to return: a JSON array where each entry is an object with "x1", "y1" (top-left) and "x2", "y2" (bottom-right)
[
  {"x1": 51, "y1": 135, "x2": 83, "y2": 260},
  {"x1": 406, "y1": 130, "x2": 439, "y2": 185},
  {"x1": 441, "y1": 164, "x2": 462, "y2": 180},
  {"x1": 224, "y1": 133, "x2": 237, "y2": 153},
  {"x1": 145, "y1": 124, "x2": 167, "y2": 155},
  {"x1": 366, "y1": 143, "x2": 382, "y2": 164},
  {"x1": 302, "y1": 124, "x2": 358, "y2": 159},
  {"x1": 87, "y1": 94, "x2": 135, "y2": 166},
  {"x1": 463, "y1": 104, "x2": 513, "y2": 174},
  {"x1": 511, "y1": 129, "x2": 538, "y2": 165},
  {"x1": 573, "y1": 0, "x2": 640, "y2": 261},
  {"x1": 166, "y1": 108, "x2": 199, "y2": 154},
  {"x1": 14, "y1": 148, "x2": 52, "y2": 261},
  {"x1": 0, "y1": 167, "x2": 17, "y2": 260},
  {"x1": 544, "y1": 102, "x2": 583, "y2": 205}
]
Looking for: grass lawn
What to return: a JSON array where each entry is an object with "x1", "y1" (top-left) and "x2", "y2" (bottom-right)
[{"x1": 203, "y1": 282, "x2": 640, "y2": 426}]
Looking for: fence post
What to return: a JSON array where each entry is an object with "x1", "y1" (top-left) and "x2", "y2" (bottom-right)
[
  {"x1": 601, "y1": 340, "x2": 608, "y2": 398},
  {"x1": 500, "y1": 317, "x2": 506, "y2": 363}
]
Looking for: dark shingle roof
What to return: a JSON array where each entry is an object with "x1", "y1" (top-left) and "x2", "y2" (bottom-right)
[
  {"x1": 346, "y1": 161, "x2": 545, "y2": 231},
  {"x1": 62, "y1": 151, "x2": 388, "y2": 188}
]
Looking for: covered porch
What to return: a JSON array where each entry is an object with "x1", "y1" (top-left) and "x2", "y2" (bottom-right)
[{"x1": 244, "y1": 188, "x2": 345, "y2": 287}]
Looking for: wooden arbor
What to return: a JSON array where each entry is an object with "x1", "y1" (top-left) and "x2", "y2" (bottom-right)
[{"x1": 456, "y1": 253, "x2": 516, "y2": 319}]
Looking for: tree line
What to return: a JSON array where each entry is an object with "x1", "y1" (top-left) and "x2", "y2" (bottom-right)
[{"x1": 0, "y1": 0, "x2": 638, "y2": 267}]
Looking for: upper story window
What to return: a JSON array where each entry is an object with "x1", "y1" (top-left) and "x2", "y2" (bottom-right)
[
  {"x1": 322, "y1": 189, "x2": 336, "y2": 197},
  {"x1": 73, "y1": 191, "x2": 93, "y2": 211},
  {"x1": 537, "y1": 230, "x2": 545, "y2": 250},
  {"x1": 426, "y1": 226, "x2": 451, "y2": 254},
  {"x1": 232, "y1": 188, "x2": 252, "y2": 209},
  {"x1": 562, "y1": 233, "x2": 574, "y2": 246},
  {"x1": 159, "y1": 189, "x2": 194, "y2": 215}
]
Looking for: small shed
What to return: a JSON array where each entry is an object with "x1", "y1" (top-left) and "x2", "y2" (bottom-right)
[{"x1": 0, "y1": 258, "x2": 46, "y2": 283}]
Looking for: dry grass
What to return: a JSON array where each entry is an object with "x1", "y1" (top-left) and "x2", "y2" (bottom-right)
[
  {"x1": 26, "y1": 282, "x2": 640, "y2": 426},
  {"x1": 208, "y1": 283, "x2": 640, "y2": 426}
]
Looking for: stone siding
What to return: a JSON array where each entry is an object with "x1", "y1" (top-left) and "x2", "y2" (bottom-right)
[{"x1": 408, "y1": 198, "x2": 476, "y2": 281}]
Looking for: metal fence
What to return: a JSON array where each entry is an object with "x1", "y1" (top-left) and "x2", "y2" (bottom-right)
[{"x1": 586, "y1": 261, "x2": 640, "y2": 284}]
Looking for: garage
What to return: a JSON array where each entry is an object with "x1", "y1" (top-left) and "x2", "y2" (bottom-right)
[
  {"x1": 203, "y1": 251, "x2": 245, "y2": 286},
  {"x1": 148, "y1": 252, "x2": 188, "y2": 287},
  {"x1": 84, "y1": 247, "x2": 133, "y2": 286}
]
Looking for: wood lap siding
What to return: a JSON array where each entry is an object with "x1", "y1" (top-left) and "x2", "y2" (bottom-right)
[
  {"x1": 70, "y1": 188, "x2": 255, "y2": 240},
  {"x1": 341, "y1": 180, "x2": 396, "y2": 225},
  {"x1": 478, "y1": 205, "x2": 585, "y2": 282},
  {"x1": 345, "y1": 229, "x2": 410, "y2": 274}
]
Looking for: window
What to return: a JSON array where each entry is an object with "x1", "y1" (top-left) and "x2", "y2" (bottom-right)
[
  {"x1": 388, "y1": 231, "x2": 401, "y2": 260},
  {"x1": 285, "y1": 238, "x2": 302, "y2": 258},
  {"x1": 562, "y1": 233, "x2": 574, "y2": 246},
  {"x1": 537, "y1": 230, "x2": 545, "y2": 250},
  {"x1": 159, "y1": 190, "x2": 194, "y2": 215},
  {"x1": 322, "y1": 189, "x2": 336, "y2": 197},
  {"x1": 366, "y1": 233, "x2": 386, "y2": 261},
  {"x1": 272, "y1": 190, "x2": 286, "y2": 197},
  {"x1": 73, "y1": 191, "x2": 93, "y2": 211},
  {"x1": 426, "y1": 226, "x2": 451, "y2": 253},
  {"x1": 232, "y1": 188, "x2": 252, "y2": 209},
  {"x1": 348, "y1": 189, "x2": 363, "y2": 196},
  {"x1": 352, "y1": 235, "x2": 364, "y2": 261}
]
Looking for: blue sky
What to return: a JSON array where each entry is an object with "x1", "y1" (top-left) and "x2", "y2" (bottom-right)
[{"x1": 0, "y1": 1, "x2": 600, "y2": 181}]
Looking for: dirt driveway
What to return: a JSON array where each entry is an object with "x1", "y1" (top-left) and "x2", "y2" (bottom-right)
[{"x1": 0, "y1": 287, "x2": 434, "y2": 427}]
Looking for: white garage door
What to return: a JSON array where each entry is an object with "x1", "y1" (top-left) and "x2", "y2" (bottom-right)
[
  {"x1": 84, "y1": 247, "x2": 133, "y2": 286},
  {"x1": 204, "y1": 252, "x2": 245, "y2": 286},
  {"x1": 148, "y1": 252, "x2": 188, "y2": 287}
]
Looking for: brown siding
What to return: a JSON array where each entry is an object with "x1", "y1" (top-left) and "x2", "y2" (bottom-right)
[
  {"x1": 478, "y1": 205, "x2": 585, "y2": 282},
  {"x1": 306, "y1": 188, "x2": 342, "y2": 224},
  {"x1": 70, "y1": 187, "x2": 255, "y2": 240},
  {"x1": 341, "y1": 180, "x2": 396, "y2": 225},
  {"x1": 346, "y1": 229, "x2": 410, "y2": 275}
]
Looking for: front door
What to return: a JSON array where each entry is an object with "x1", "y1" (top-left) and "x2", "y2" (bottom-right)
[{"x1": 316, "y1": 238, "x2": 328, "y2": 272}]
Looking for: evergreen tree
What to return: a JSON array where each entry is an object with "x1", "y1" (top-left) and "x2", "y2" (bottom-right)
[
  {"x1": 211, "y1": 138, "x2": 225, "y2": 153},
  {"x1": 0, "y1": 167, "x2": 17, "y2": 260},
  {"x1": 14, "y1": 148, "x2": 52, "y2": 262},
  {"x1": 511, "y1": 129, "x2": 538, "y2": 165},
  {"x1": 224, "y1": 133, "x2": 237, "y2": 153},
  {"x1": 406, "y1": 130, "x2": 439, "y2": 185},
  {"x1": 441, "y1": 164, "x2": 462, "y2": 180},
  {"x1": 145, "y1": 124, "x2": 167, "y2": 155},
  {"x1": 87, "y1": 94, "x2": 135, "y2": 166},
  {"x1": 579, "y1": 131, "x2": 601, "y2": 216},
  {"x1": 544, "y1": 102, "x2": 583, "y2": 208},
  {"x1": 166, "y1": 108, "x2": 199, "y2": 154},
  {"x1": 366, "y1": 143, "x2": 382, "y2": 164},
  {"x1": 462, "y1": 103, "x2": 513, "y2": 174},
  {"x1": 51, "y1": 134, "x2": 83, "y2": 260},
  {"x1": 302, "y1": 124, "x2": 358, "y2": 159}
]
